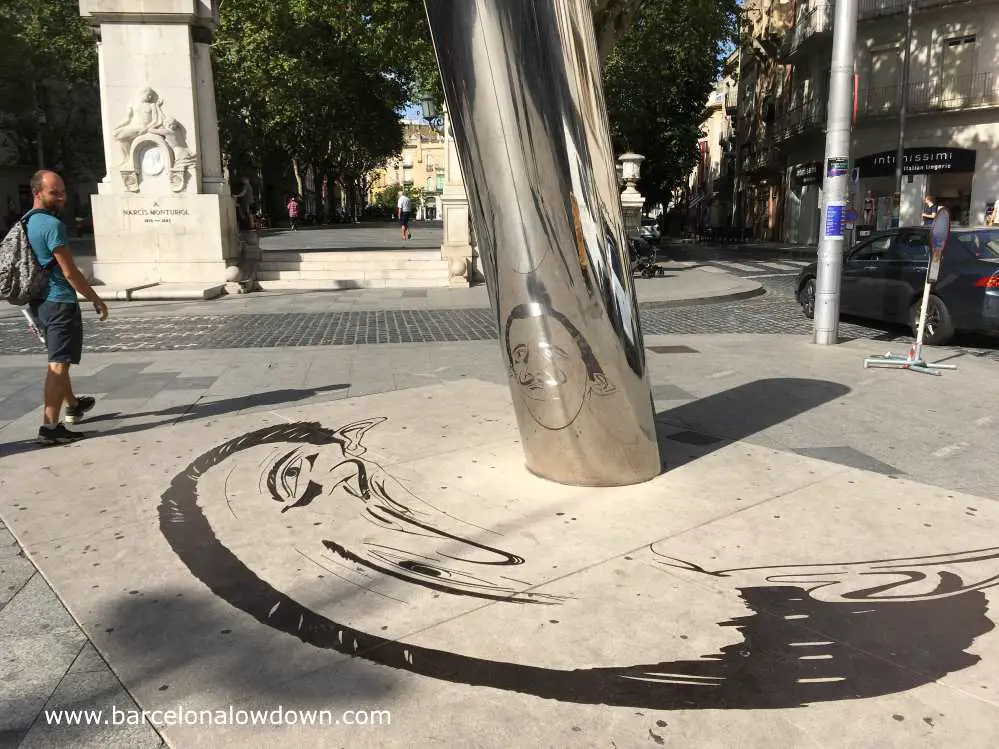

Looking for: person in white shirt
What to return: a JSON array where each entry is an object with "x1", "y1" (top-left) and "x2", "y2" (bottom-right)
[{"x1": 397, "y1": 192, "x2": 413, "y2": 240}]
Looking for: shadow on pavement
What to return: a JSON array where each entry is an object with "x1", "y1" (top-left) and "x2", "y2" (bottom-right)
[
  {"x1": 96, "y1": 585, "x2": 401, "y2": 715},
  {"x1": 0, "y1": 384, "x2": 350, "y2": 458},
  {"x1": 655, "y1": 377, "x2": 851, "y2": 472}
]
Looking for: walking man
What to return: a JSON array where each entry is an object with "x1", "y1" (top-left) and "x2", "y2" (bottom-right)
[
  {"x1": 397, "y1": 191, "x2": 412, "y2": 240},
  {"x1": 26, "y1": 170, "x2": 108, "y2": 445},
  {"x1": 287, "y1": 194, "x2": 300, "y2": 231},
  {"x1": 921, "y1": 195, "x2": 940, "y2": 226}
]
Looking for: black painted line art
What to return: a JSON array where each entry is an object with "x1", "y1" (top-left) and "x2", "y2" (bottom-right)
[
  {"x1": 503, "y1": 302, "x2": 615, "y2": 430},
  {"x1": 653, "y1": 546, "x2": 999, "y2": 603},
  {"x1": 162, "y1": 429, "x2": 999, "y2": 709},
  {"x1": 173, "y1": 420, "x2": 564, "y2": 606}
]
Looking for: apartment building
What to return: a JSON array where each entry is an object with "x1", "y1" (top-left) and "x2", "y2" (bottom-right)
[
  {"x1": 736, "y1": 0, "x2": 999, "y2": 244},
  {"x1": 367, "y1": 121, "x2": 445, "y2": 219},
  {"x1": 687, "y1": 52, "x2": 740, "y2": 232}
]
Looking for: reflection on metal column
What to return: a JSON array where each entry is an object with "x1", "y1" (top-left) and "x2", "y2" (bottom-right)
[{"x1": 423, "y1": 0, "x2": 660, "y2": 486}]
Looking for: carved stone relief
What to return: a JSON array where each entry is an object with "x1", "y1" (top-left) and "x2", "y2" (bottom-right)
[{"x1": 113, "y1": 87, "x2": 197, "y2": 193}]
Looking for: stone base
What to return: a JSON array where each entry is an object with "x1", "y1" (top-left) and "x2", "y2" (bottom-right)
[
  {"x1": 80, "y1": 282, "x2": 226, "y2": 301},
  {"x1": 90, "y1": 192, "x2": 239, "y2": 287},
  {"x1": 442, "y1": 243, "x2": 476, "y2": 288}
]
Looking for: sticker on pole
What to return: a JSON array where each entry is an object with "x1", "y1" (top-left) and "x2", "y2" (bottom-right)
[
  {"x1": 928, "y1": 207, "x2": 950, "y2": 283},
  {"x1": 827, "y1": 157, "x2": 849, "y2": 178},
  {"x1": 824, "y1": 202, "x2": 846, "y2": 240}
]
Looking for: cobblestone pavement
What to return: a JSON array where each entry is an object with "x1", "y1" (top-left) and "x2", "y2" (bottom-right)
[{"x1": 2, "y1": 266, "x2": 996, "y2": 361}]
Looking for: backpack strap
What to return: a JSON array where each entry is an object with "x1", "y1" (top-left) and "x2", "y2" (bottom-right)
[{"x1": 20, "y1": 209, "x2": 59, "y2": 270}]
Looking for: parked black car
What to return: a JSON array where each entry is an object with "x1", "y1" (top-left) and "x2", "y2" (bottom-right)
[{"x1": 795, "y1": 227, "x2": 999, "y2": 345}]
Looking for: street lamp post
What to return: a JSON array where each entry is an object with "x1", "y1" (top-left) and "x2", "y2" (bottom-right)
[
  {"x1": 419, "y1": 94, "x2": 444, "y2": 135},
  {"x1": 893, "y1": 0, "x2": 915, "y2": 223},
  {"x1": 813, "y1": 0, "x2": 859, "y2": 346}
]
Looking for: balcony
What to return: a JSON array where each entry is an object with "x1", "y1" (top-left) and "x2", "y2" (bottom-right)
[
  {"x1": 857, "y1": 71, "x2": 999, "y2": 119},
  {"x1": 859, "y1": 0, "x2": 993, "y2": 21},
  {"x1": 725, "y1": 87, "x2": 738, "y2": 114},
  {"x1": 780, "y1": 3, "x2": 833, "y2": 60},
  {"x1": 774, "y1": 98, "x2": 828, "y2": 141},
  {"x1": 741, "y1": 145, "x2": 785, "y2": 176}
]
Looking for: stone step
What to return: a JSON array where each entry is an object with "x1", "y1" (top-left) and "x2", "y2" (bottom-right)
[
  {"x1": 258, "y1": 260, "x2": 450, "y2": 273},
  {"x1": 257, "y1": 268, "x2": 449, "y2": 281},
  {"x1": 255, "y1": 249, "x2": 451, "y2": 289},
  {"x1": 256, "y1": 278, "x2": 450, "y2": 290},
  {"x1": 260, "y1": 249, "x2": 444, "y2": 263}
]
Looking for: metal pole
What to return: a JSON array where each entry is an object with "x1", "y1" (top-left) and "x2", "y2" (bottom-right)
[
  {"x1": 893, "y1": 0, "x2": 915, "y2": 224},
  {"x1": 422, "y1": 0, "x2": 660, "y2": 486},
  {"x1": 813, "y1": 0, "x2": 858, "y2": 345}
]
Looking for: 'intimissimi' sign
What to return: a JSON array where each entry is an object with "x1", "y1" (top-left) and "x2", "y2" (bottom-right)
[{"x1": 855, "y1": 148, "x2": 977, "y2": 178}]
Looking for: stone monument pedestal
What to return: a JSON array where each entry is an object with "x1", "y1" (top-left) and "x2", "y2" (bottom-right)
[
  {"x1": 90, "y1": 194, "x2": 237, "y2": 287},
  {"x1": 81, "y1": 0, "x2": 239, "y2": 295},
  {"x1": 438, "y1": 108, "x2": 477, "y2": 287}
]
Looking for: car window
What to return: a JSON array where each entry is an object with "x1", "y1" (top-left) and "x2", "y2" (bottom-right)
[
  {"x1": 954, "y1": 230, "x2": 999, "y2": 259},
  {"x1": 894, "y1": 232, "x2": 930, "y2": 261},
  {"x1": 851, "y1": 235, "x2": 893, "y2": 262}
]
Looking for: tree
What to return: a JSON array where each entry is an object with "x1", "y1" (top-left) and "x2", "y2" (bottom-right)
[
  {"x1": 0, "y1": 0, "x2": 103, "y2": 186},
  {"x1": 602, "y1": 0, "x2": 738, "y2": 208},
  {"x1": 212, "y1": 0, "x2": 437, "y2": 217}
]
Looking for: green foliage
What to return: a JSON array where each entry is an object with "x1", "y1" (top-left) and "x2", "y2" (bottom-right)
[
  {"x1": 213, "y1": 0, "x2": 437, "y2": 207},
  {"x1": 603, "y1": 0, "x2": 738, "y2": 208},
  {"x1": 0, "y1": 0, "x2": 103, "y2": 181},
  {"x1": 373, "y1": 182, "x2": 423, "y2": 211}
]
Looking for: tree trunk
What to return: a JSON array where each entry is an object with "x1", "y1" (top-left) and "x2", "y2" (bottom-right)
[{"x1": 292, "y1": 157, "x2": 304, "y2": 197}]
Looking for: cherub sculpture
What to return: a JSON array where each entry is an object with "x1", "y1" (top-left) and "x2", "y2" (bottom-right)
[{"x1": 112, "y1": 87, "x2": 166, "y2": 166}]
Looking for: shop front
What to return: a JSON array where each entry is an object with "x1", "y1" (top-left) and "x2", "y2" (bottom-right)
[
  {"x1": 784, "y1": 161, "x2": 822, "y2": 245},
  {"x1": 854, "y1": 147, "x2": 977, "y2": 228}
]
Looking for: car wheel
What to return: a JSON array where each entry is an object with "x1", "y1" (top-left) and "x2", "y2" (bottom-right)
[
  {"x1": 799, "y1": 278, "x2": 816, "y2": 320},
  {"x1": 910, "y1": 294, "x2": 955, "y2": 345}
]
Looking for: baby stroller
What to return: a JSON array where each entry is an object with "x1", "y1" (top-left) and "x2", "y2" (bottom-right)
[{"x1": 629, "y1": 236, "x2": 667, "y2": 278}]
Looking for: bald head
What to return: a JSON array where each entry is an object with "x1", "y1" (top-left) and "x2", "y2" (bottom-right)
[{"x1": 31, "y1": 170, "x2": 66, "y2": 214}]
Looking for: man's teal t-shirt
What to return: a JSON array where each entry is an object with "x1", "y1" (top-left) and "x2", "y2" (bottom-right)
[{"x1": 26, "y1": 211, "x2": 76, "y2": 304}]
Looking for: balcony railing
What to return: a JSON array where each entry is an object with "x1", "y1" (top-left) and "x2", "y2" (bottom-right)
[
  {"x1": 858, "y1": 71, "x2": 999, "y2": 118},
  {"x1": 859, "y1": 0, "x2": 990, "y2": 20},
  {"x1": 774, "y1": 98, "x2": 828, "y2": 141},
  {"x1": 780, "y1": 3, "x2": 833, "y2": 58},
  {"x1": 725, "y1": 87, "x2": 738, "y2": 112}
]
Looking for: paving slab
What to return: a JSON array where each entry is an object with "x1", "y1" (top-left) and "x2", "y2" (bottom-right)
[{"x1": 2, "y1": 378, "x2": 999, "y2": 747}]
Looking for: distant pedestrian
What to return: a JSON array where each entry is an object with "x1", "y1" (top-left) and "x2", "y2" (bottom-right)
[
  {"x1": 24, "y1": 171, "x2": 108, "y2": 444},
  {"x1": 397, "y1": 192, "x2": 412, "y2": 240},
  {"x1": 287, "y1": 195, "x2": 300, "y2": 231},
  {"x1": 921, "y1": 195, "x2": 941, "y2": 226}
]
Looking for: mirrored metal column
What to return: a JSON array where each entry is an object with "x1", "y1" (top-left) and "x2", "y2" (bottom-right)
[{"x1": 423, "y1": 0, "x2": 660, "y2": 486}]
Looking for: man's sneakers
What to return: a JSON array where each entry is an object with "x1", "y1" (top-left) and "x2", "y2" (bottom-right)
[
  {"x1": 36, "y1": 423, "x2": 86, "y2": 446},
  {"x1": 65, "y1": 396, "x2": 96, "y2": 425}
]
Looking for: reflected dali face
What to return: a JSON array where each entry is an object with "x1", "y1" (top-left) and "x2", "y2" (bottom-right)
[{"x1": 505, "y1": 305, "x2": 612, "y2": 430}]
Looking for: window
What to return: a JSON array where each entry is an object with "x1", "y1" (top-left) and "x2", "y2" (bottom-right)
[
  {"x1": 425, "y1": 155, "x2": 435, "y2": 170},
  {"x1": 956, "y1": 230, "x2": 999, "y2": 259},
  {"x1": 894, "y1": 231, "x2": 930, "y2": 261},
  {"x1": 851, "y1": 235, "x2": 894, "y2": 262},
  {"x1": 940, "y1": 34, "x2": 977, "y2": 107}
]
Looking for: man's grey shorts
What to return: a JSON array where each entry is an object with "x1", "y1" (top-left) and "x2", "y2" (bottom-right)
[{"x1": 31, "y1": 300, "x2": 83, "y2": 364}]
